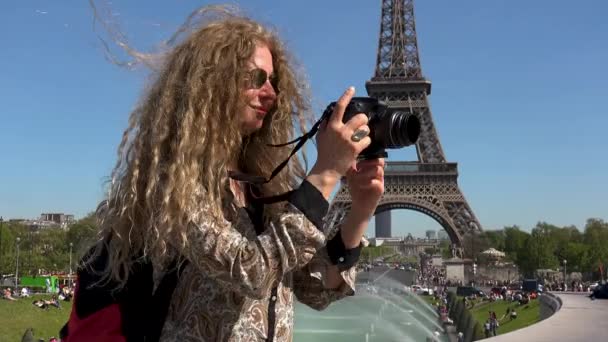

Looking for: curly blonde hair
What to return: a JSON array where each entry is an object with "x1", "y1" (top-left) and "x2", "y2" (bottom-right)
[{"x1": 93, "y1": 9, "x2": 311, "y2": 288}]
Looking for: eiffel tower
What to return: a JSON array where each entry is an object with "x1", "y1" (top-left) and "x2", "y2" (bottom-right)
[{"x1": 325, "y1": 0, "x2": 482, "y2": 251}]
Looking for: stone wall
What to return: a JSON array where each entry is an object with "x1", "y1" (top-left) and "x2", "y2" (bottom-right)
[
  {"x1": 477, "y1": 264, "x2": 519, "y2": 283},
  {"x1": 539, "y1": 292, "x2": 562, "y2": 320},
  {"x1": 445, "y1": 263, "x2": 465, "y2": 283}
]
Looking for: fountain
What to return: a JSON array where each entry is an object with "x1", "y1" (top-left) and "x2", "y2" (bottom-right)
[{"x1": 294, "y1": 273, "x2": 449, "y2": 342}]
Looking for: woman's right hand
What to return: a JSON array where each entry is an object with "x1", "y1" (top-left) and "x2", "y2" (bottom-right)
[{"x1": 306, "y1": 87, "x2": 372, "y2": 199}]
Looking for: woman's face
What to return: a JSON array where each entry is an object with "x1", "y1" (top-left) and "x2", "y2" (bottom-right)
[{"x1": 240, "y1": 44, "x2": 277, "y2": 135}]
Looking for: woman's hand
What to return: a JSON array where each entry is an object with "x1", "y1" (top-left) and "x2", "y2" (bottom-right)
[
  {"x1": 307, "y1": 87, "x2": 371, "y2": 199},
  {"x1": 337, "y1": 158, "x2": 385, "y2": 249},
  {"x1": 346, "y1": 158, "x2": 385, "y2": 217}
]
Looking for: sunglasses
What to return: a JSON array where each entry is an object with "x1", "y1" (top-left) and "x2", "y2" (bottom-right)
[{"x1": 246, "y1": 68, "x2": 278, "y2": 90}]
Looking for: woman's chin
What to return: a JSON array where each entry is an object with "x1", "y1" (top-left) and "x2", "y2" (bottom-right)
[{"x1": 241, "y1": 121, "x2": 264, "y2": 135}]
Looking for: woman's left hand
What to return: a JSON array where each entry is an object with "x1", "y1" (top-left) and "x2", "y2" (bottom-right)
[{"x1": 345, "y1": 158, "x2": 385, "y2": 217}]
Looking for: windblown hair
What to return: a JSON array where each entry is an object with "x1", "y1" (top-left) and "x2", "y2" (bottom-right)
[{"x1": 92, "y1": 9, "x2": 311, "y2": 288}]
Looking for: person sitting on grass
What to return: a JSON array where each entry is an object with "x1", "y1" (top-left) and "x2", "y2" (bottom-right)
[
  {"x1": 32, "y1": 299, "x2": 48, "y2": 310},
  {"x1": 47, "y1": 295, "x2": 60, "y2": 309},
  {"x1": 3, "y1": 288, "x2": 17, "y2": 301},
  {"x1": 510, "y1": 309, "x2": 518, "y2": 320}
]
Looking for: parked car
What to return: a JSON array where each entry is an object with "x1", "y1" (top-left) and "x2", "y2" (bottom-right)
[
  {"x1": 456, "y1": 286, "x2": 485, "y2": 297},
  {"x1": 590, "y1": 283, "x2": 608, "y2": 299},
  {"x1": 522, "y1": 279, "x2": 543, "y2": 293},
  {"x1": 411, "y1": 285, "x2": 433, "y2": 296}
]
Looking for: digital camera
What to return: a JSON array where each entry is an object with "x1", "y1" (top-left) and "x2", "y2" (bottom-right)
[{"x1": 322, "y1": 97, "x2": 421, "y2": 159}]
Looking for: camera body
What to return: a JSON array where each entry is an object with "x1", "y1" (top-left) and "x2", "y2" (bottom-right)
[{"x1": 322, "y1": 97, "x2": 421, "y2": 159}]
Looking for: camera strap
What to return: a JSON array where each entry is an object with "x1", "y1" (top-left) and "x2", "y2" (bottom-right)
[{"x1": 228, "y1": 107, "x2": 333, "y2": 204}]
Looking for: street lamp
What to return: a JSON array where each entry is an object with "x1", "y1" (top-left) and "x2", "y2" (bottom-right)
[
  {"x1": 69, "y1": 242, "x2": 74, "y2": 287},
  {"x1": 563, "y1": 259, "x2": 567, "y2": 291},
  {"x1": 15, "y1": 237, "x2": 21, "y2": 291}
]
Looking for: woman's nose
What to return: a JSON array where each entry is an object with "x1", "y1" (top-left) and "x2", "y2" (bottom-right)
[{"x1": 259, "y1": 80, "x2": 276, "y2": 100}]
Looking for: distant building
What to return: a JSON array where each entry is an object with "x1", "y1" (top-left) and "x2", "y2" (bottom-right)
[
  {"x1": 375, "y1": 211, "x2": 391, "y2": 237},
  {"x1": 369, "y1": 233, "x2": 440, "y2": 257},
  {"x1": 437, "y1": 230, "x2": 450, "y2": 240},
  {"x1": 38, "y1": 213, "x2": 75, "y2": 229},
  {"x1": 425, "y1": 230, "x2": 436, "y2": 240},
  {"x1": 40, "y1": 213, "x2": 74, "y2": 224}
]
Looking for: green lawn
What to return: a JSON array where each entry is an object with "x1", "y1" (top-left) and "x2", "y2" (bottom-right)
[
  {"x1": 0, "y1": 292, "x2": 540, "y2": 342},
  {"x1": 0, "y1": 295, "x2": 70, "y2": 342},
  {"x1": 469, "y1": 298, "x2": 540, "y2": 338},
  {"x1": 421, "y1": 294, "x2": 436, "y2": 306}
]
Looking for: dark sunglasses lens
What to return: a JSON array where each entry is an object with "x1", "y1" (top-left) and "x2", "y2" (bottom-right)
[
  {"x1": 269, "y1": 75, "x2": 278, "y2": 90},
  {"x1": 252, "y1": 69, "x2": 268, "y2": 88}
]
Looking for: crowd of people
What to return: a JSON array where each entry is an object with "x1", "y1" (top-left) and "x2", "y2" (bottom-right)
[
  {"x1": 544, "y1": 280, "x2": 595, "y2": 292},
  {"x1": 3, "y1": 286, "x2": 42, "y2": 300},
  {"x1": 2, "y1": 285, "x2": 74, "y2": 303},
  {"x1": 1, "y1": 285, "x2": 74, "y2": 341}
]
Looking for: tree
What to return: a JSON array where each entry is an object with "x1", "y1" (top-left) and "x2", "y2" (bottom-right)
[
  {"x1": 0, "y1": 221, "x2": 26, "y2": 275},
  {"x1": 438, "y1": 239, "x2": 452, "y2": 259},
  {"x1": 462, "y1": 233, "x2": 490, "y2": 261},
  {"x1": 481, "y1": 230, "x2": 506, "y2": 252},
  {"x1": 66, "y1": 212, "x2": 99, "y2": 259},
  {"x1": 521, "y1": 223, "x2": 559, "y2": 276},
  {"x1": 582, "y1": 218, "x2": 608, "y2": 279},
  {"x1": 0, "y1": 214, "x2": 100, "y2": 277},
  {"x1": 361, "y1": 246, "x2": 393, "y2": 262},
  {"x1": 561, "y1": 242, "x2": 588, "y2": 273},
  {"x1": 550, "y1": 225, "x2": 582, "y2": 260},
  {"x1": 503, "y1": 225, "x2": 529, "y2": 262}
]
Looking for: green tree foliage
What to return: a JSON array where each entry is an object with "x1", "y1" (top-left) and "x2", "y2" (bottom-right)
[
  {"x1": 1, "y1": 214, "x2": 606, "y2": 280},
  {"x1": 482, "y1": 230, "x2": 506, "y2": 251},
  {"x1": 519, "y1": 223, "x2": 559, "y2": 276},
  {"x1": 459, "y1": 219, "x2": 608, "y2": 279},
  {"x1": 582, "y1": 218, "x2": 608, "y2": 278},
  {"x1": 0, "y1": 215, "x2": 99, "y2": 277},
  {"x1": 360, "y1": 245, "x2": 394, "y2": 262},
  {"x1": 462, "y1": 233, "x2": 488, "y2": 261},
  {"x1": 439, "y1": 239, "x2": 453, "y2": 259},
  {"x1": 503, "y1": 225, "x2": 529, "y2": 261},
  {"x1": 66, "y1": 212, "x2": 99, "y2": 257}
]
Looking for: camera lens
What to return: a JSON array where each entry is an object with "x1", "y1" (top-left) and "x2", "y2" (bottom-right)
[{"x1": 387, "y1": 112, "x2": 420, "y2": 147}]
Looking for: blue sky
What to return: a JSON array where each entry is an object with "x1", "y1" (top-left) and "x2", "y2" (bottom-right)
[{"x1": 1, "y1": 0, "x2": 606, "y2": 237}]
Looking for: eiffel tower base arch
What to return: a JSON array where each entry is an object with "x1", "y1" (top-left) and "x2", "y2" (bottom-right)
[{"x1": 325, "y1": 162, "x2": 482, "y2": 258}]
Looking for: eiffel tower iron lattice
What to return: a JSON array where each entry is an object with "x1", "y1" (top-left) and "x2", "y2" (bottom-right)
[{"x1": 325, "y1": 0, "x2": 482, "y2": 252}]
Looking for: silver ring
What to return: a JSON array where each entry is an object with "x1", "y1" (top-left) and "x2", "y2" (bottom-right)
[{"x1": 351, "y1": 129, "x2": 369, "y2": 142}]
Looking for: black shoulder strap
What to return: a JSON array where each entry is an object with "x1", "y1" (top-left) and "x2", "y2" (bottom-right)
[{"x1": 245, "y1": 185, "x2": 267, "y2": 235}]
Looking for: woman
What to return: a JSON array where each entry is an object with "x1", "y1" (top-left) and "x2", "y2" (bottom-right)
[{"x1": 66, "y1": 10, "x2": 385, "y2": 342}]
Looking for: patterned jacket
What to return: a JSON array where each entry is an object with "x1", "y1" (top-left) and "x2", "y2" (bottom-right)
[{"x1": 158, "y1": 180, "x2": 363, "y2": 342}]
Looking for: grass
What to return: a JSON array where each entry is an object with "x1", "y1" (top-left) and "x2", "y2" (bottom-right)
[
  {"x1": 421, "y1": 294, "x2": 437, "y2": 306},
  {"x1": 0, "y1": 295, "x2": 70, "y2": 342},
  {"x1": 0, "y1": 292, "x2": 540, "y2": 342},
  {"x1": 469, "y1": 298, "x2": 540, "y2": 338}
]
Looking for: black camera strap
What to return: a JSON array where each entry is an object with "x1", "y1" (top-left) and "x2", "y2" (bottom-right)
[{"x1": 228, "y1": 107, "x2": 333, "y2": 204}]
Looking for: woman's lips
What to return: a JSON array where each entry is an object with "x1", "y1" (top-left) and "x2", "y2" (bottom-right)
[{"x1": 251, "y1": 106, "x2": 268, "y2": 117}]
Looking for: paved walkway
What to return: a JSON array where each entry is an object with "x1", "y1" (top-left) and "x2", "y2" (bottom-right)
[{"x1": 488, "y1": 293, "x2": 607, "y2": 342}]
